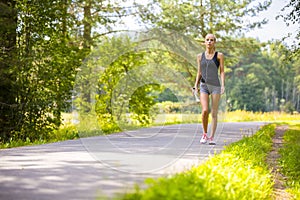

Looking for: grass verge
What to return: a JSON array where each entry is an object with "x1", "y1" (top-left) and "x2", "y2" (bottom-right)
[
  {"x1": 114, "y1": 124, "x2": 275, "y2": 200},
  {"x1": 279, "y1": 123, "x2": 300, "y2": 199},
  {"x1": 0, "y1": 124, "x2": 79, "y2": 149}
]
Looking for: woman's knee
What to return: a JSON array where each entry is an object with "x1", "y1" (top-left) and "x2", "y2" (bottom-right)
[
  {"x1": 202, "y1": 109, "x2": 209, "y2": 116},
  {"x1": 211, "y1": 111, "x2": 218, "y2": 119}
]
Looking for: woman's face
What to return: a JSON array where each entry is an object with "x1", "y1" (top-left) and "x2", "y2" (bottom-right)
[{"x1": 205, "y1": 34, "x2": 216, "y2": 48}]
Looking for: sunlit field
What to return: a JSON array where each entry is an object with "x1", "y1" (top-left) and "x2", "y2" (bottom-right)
[
  {"x1": 62, "y1": 110, "x2": 300, "y2": 127},
  {"x1": 60, "y1": 111, "x2": 300, "y2": 136},
  {"x1": 152, "y1": 110, "x2": 300, "y2": 125},
  {"x1": 223, "y1": 110, "x2": 300, "y2": 122}
]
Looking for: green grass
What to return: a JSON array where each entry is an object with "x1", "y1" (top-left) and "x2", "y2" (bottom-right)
[
  {"x1": 114, "y1": 124, "x2": 275, "y2": 200},
  {"x1": 279, "y1": 123, "x2": 300, "y2": 199},
  {"x1": 0, "y1": 137, "x2": 43, "y2": 149},
  {"x1": 0, "y1": 123, "x2": 79, "y2": 149}
]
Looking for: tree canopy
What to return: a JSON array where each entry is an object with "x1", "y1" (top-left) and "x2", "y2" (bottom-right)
[{"x1": 0, "y1": 0, "x2": 299, "y2": 142}]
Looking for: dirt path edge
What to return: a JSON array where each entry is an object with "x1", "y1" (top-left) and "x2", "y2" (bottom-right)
[{"x1": 266, "y1": 125, "x2": 292, "y2": 200}]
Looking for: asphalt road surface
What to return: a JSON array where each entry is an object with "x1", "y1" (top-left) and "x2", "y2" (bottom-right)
[{"x1": 0, "y1": 122, "x2": 267, "y2": 200}]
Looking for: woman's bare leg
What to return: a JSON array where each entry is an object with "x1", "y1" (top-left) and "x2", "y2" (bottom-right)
[
  {"x1": 200, "y1": 93, "x2": 209, "y2": 134},
  {"x1": 210, "y1": 94, "x2": 221, "y2": 139}
]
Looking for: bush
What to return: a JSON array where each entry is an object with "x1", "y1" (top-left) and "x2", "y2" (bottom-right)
[
  {"x1": 51, "y1": 124, "x2": 79, "y2": 141},
  {"x1": 157, "y1": 101, "x2": 182, "y2": 114}
]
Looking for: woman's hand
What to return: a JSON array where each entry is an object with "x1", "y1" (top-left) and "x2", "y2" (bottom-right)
[
  {"x1": 192, "y1": 87, "x2": 200, "y2": 102},
  {"x1": 192, "y1": 87, "x2": 196, "y2": 95},
  {"x1": 192, "y1": 87, "x2": 198, "y2": 95},
  {"x1": 221, "y1": 86, "x2": 225, "y2": 94}
]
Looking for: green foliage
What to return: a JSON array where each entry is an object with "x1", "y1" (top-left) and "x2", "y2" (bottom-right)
[
  {"x1": 135, "y1": 0, "x2": 299, "y2": 113},
  {"x1": 51, "y1": 124, "x2": 79, "y2": 141},
  {"x1": 0, "y1": 0, "x2": 129, "y2": 143},
  {"x1": 157, "y1": 101, "x2": 182, "y2": 114},
  {"x1": 224, "y1": 124, "x2": 275, "y2": 166},
  {"x1": 279, "y1": 124, "x2": 300, "y2": 199},
  {"x1": 0, "y1": 0, "x2": 18, "y2": 141},
  {"x1": 136, "y1": 0, "x2": 299, "y2": 113},
  {"x1": 227, "y1": 42, "x2": 299, "y2": 112},
  {"x1": 0, "y1": 0, "x2": 83, "y2": 143},
  {"x1": 0, "y1": 124, "x2": 79, "y2": 149},
  {"x1": 0, "y1": 137, "x2": 38, "y2": 149},
  {"x1": 6, "y1": 0, "x2": 82, "y2": 141},
  {"x1": 121, "y1": 172, "x2": 216, "y2": 200},
  {"x1": 96, "y1": 114, "x2": 121, "y2": 134},
  {"x1": 78, "y1": 36, "x2": 162, "y2": 132},
  {"x1": 129, "y1": 84, "x2": 160, "y2": 125},
  {"x1": 282, "y1": 101, "x2": 295, "y2": 114},
  {"x1": 117, "y1": 124, "x2": 275, "y2": 200},
  {"x1": 230, "y1": 72, "x2": 267, "y2": 111},
  {"x1": 136, "y1": 0, "x2": 271, "y2": 38},
  {"x1": 135, "y1": 0, "x2": 270, "y2": 73},
  {"x1": 156, "y1": 88, "x2": 179, "y2": 102},
  {"x1": 1, "y1": 0, "x2": 299, "y2": 148},
  {"x1": 277, "y1": 0, "x2": 300, "y2": 53}
]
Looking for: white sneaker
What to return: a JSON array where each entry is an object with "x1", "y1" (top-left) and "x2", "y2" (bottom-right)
[
  {"x1": 200, "y1": 134, "x2": 208, "y2": 144},
  {"x1": 208, "y1": 137, "x2": 216, "y2": 145}
]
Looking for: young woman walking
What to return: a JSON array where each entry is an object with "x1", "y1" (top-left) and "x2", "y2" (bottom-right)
[{"x1": 193, "y1": 33, "x2": 225, "y2": 145}]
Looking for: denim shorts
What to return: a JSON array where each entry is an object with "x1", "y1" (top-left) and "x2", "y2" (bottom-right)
[{"x1": 200, "y1": 82, "x2": 221, "y2": 95}]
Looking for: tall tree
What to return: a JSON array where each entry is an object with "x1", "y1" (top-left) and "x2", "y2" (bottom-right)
[
  {"x1": 226, "y1": 40, "x2": 299, "y2": 112},
  {"x1": 0, "y1": 0, "x2": 138, "y2": 142},
  {"x1": 135, "y1": 0, "x2": 271, "y2": 39},
  {"x1": 0, "y1": 0, "x2": 17, "y2": 141},
  {"x1": 134, "y1": 0, "x2": 272, "y2": 88},
  {"x1": 70, "y1": 0, "x2": 135, "y2": 113},
  {"x1": 10, "y1": 0, "x2": 83, "y2": 141},
  {"x1": 277, "y1": 0, "x2": 300, "y2": 93},
  {"x1": 83, "y1": 36, "x2": 158, "y2": 132}
]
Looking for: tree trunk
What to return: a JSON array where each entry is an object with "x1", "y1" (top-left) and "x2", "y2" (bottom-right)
[
  {"x1": 82, "y1": 0, "x2": 93, "y2": 111},
  {"x1": 83, "y1": 1, "x2": 92, "y2": 49},
  {"x1": 199, "y1": 0, "x2": 206, "y2": 38}
]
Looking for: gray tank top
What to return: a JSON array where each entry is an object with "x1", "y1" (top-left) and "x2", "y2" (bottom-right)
[{"x1": 200, "y1": 52, "x2": 220, "y2": 86}]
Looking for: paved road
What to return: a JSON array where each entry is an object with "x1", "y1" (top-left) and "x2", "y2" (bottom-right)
[{"x1": 0, "y1": 122, "x2": 266, "y2": 200}]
